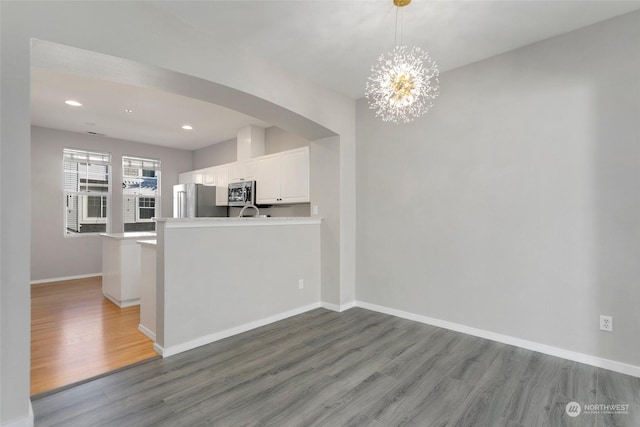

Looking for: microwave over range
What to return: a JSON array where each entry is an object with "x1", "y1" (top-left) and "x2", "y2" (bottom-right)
[{"x1": 228, "y1": 180, "x2": 256, "y2": 207}]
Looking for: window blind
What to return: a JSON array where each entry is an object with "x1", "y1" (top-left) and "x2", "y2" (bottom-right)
[
  {"x1": 122, "y1": 156, "x2": 161, "y2": 171},
  {"x1": 63, "y1": 148, "x2": 111, "y2": 166}
]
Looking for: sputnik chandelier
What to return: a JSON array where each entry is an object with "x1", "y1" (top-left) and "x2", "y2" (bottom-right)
[{"x1": 365, "y1": 0, "x2": 440, "y2": 124}]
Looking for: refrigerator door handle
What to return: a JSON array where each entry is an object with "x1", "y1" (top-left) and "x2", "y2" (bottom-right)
[{"x1": 177, "y1": 191, "x2": 186, "y2": 218}]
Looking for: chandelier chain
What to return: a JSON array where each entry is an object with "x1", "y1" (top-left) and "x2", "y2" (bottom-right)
[{"x1": 394, "y1": 6, "x2": 405, "y2": 47}]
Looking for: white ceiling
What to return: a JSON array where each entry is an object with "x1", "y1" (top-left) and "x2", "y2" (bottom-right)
[
  {"x1": 154, "y1": 0, "x2": 640, "y2": 99},
  {"x1": 31, "y1": 1, "x2": 640, "y2": 150},
  {"x1": 31, "y1": 68, "x2": 271, "y2": 151}
]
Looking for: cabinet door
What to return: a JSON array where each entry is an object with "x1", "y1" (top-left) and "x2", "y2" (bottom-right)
[
  {"x1": 229, "y1": 162, "x2": 243, "y2": 183},
  {"x1": 243, "y1": 160, "x2": 256, "y2": 181},
  {"x1": 178, "y1": 171, "x2": 203, "y2": 184},
  {"x1": 214, "y1": 165, "x2": 230, "y2": 206},
  {"x1": 280, "y1": 147, "x2": 310, "y2": 203},
  {"x1": 202, "y1": 167, "x2": 216, "y2": 186},
  {"x1": 256, "y1": 155, "x2": 281, "y2": 204},
  {"x1": 229, "y1": 161, "x2": 256, "y2": 182}
]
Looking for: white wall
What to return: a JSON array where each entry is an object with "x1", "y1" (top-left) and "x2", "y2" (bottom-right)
[
  {"x1": 311, "y1": 137, "x2": 341, "y2": 306},
  {"x1": 191, "y1": 126, "x2": 312, "y2": 169},
  {"x1": 356, "y1": 12, "x2": 640, "y2": 370},
  {"x1": 265, "y1": 126, "x2": 310, "y2": 155},
  {"x1": 1, "y1": 2, "x2": 355, "y2": 424},
  {"x1": 156, "y1": 221, "x2": 321, "y2": 355},
  {"x1": 192, "y1": 138, "x2": 237, "y2": 170},
  {"x1": 31, "y1": 126, "x2": 192, "y2": 282}
]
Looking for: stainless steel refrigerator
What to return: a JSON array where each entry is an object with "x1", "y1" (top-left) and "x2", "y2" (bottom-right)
[{"x1": 173, "y1": 183, "x2": 227, "y2": 218}]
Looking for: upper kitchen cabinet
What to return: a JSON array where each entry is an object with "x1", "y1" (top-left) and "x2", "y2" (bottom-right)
[
  {"x1": 229, "y1": 160, "x2": 256, "y2": 183},
  {"x1": 213, "y1": 164, "x2": 230, "y2": 206},
  {"x1": 179, "y1": 170, "x2": 203, "y2": 184},
  {"x1": 202, "y1": 167, "x2": 216, "y2": 186},
  {"x1": 280, "y1": 148, "x2": 310, "y2": 202},
  {"x1": 256, "y1": 147, "x2": 309, "y2": 204},
  {"x1": 255, "y1": 154, "x2": 280, "y2": 203}
]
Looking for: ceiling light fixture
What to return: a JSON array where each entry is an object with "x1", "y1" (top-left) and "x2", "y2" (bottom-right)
[
  {"x1": 365, "y1": 0, "x2": 439, "y2": 124},
  {"x1": 124, "y1": 109, "x2": 133, "y2": 113},
  {"x1": 65, "y1": 100, "x2": 82, "y2": 107},
  {"x1": 181, "y1": 125, "x2": 193, "y2": 130}
]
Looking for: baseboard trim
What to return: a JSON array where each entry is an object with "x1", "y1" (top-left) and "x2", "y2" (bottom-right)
[
  {"x1": 156, "y1": 302, "x2": 322, "y2": 358},
  {"x1": 355, "y1": 301, "x2": 640, "y2": 378},
  {"x1": 2, "y1": 401, "x2": 34, "y2": 427},
  {"x1": 30, "y1": 273, "x2": 101, "y2": 285},
  {"x1": 137, "y1": 324, "x2": 156, "y2": 342},
  {"x1": 102, "y1": 292, "x2": 140, "y2": 308},
  {"x1": 320, "y1": 301, "x2": 355, "y2": 312},
  {"x1": 341, "y1": 300, "x2": 357, "y2": 311}
]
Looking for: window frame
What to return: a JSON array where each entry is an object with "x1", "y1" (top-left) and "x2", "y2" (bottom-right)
[
  {"x1": 82, "y1": 195, "x2": 108, "y2": 221},
  {"x1": 122, "y1": 156, "x2": 161, "y2": 230},
  {"x1": 63, "y1": 148, "x2": 112, "y2": 237},
  {"x1": 136, "y1": 196, "x2": 156, "y2": 222}
]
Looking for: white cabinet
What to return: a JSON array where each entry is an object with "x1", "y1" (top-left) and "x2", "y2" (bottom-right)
[
  {"x1": 182, "y1": 166, "x2": 229, "y2": 205},
  {"x1": 202, "y1": 167, "x2": 216, "y2": 186},
  {"x1": 214, "y1": 164, "x2": 230, "y2": 206},
  {"x1": 256, "y1": 147, "x2": 309, "y2": 204},
  {"x1": 178, "y1": 146, "x2": 310, "y2": 207},
  {"x1": 280, "y1": 148, "x2": 310, "y2": 203},
  {"x1": 256, "y1": 154, "x2": 281, "y2": 204},
  {"x1": 101, "y1": 232, "x2": 156, "y2": 308},
  {"x1": 229, "y1": 160, "x2": 256, "y2": 183},
  {"x1": 178, "y1": 171, "x2": 203, "y2": 184}
]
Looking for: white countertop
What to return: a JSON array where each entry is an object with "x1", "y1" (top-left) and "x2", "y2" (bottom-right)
[
  {"x1": 155, "y1": 217, "x2": 322, "y2": 228},
  {"x1": 100, "y1": 232, "x2": 157, "y2": 240},
  {"x1": 137, "y1": 239, "x2": 157, "y2": 247}
]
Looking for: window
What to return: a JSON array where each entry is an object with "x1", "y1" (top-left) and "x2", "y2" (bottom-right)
[
  {"x1": 86, "y1": 196, "x2": 107, "y2": 218},
  {"x1": 122, "y1": 156, "x2": 161, "y2": 232},
  {"x1": 64, "y1": 148, "x2": 111, "y2": 235},
  {"x1": 138, "y1": 197, "x2": 156, "y2": 220}
]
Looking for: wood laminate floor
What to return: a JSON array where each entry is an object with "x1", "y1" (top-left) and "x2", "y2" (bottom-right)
[
  {"x1": 32, "y1": 308, "x2": 639, "y2": 426},
  {"x1": 31, "y1": 277, "x2": 159, "y2": 396}
]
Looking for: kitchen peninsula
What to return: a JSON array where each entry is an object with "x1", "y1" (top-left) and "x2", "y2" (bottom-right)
[
  {"x1": 153, "y1": 216, "x2": 321, "y2": 357},
  {"x1": 101, "y1": 231, "x2": 156, "y2": 307}
]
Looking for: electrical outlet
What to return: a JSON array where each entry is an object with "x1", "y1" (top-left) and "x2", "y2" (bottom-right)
[
  {"x1": 298, "y1": 279, "x2": 304, "y2": 289},
  {"x1": 600, "y1": 315, "x2": 613, "y2": 332},
  {"x1": 312, "y1": 205, "x2": 319, "y2": 215}
]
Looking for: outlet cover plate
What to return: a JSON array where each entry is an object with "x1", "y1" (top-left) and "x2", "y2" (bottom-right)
[{"x1": 600, "y1": 315, "x2": 613, "y2": 332}]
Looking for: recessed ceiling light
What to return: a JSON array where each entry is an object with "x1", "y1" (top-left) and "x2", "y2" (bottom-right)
[
  {"x1": 124, "y1": 109, "x2": 133, "y2": 113},
  {"x1": 65, "y1": 100, "x2": 82, "y2": 107},
  {"x1": 181, "y1": 125, "x2": 193, "y2": 130}
]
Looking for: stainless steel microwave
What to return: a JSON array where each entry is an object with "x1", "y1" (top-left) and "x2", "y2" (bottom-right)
[{"x1": 228, "y1": 181, "x2": 256, "y2": 207}]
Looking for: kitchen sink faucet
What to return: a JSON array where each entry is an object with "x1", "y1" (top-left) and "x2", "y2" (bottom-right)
[{"x1": 238, "y1": 204, "x2": 260, "y2": 218}]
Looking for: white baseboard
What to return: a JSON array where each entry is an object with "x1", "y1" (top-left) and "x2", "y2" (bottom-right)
[
  {"x1": 156, "y1": 302, "x2": 322, "y2": 358},
  {"x1": 341, "y1": 300, "x2": 357, "y2": 311},
  {"x1": 320, "y1": 300, "x2": 356, "y2": 312},
  {"x1": 320, "y1": 302, "x2": 341, "y2": 312},
  {"x1": 355, "y1": 301, "x2": 640, "y2": 379},
  {"x1": 138, "y1": 324, "x2": 156, "y2": 342},
  {"x1": 102, "y1": 292, "x2": 140, "y2": 308},
  {"x1": 2, "y1": 401, "x2": 34, "y2": 427},
  {"x1": 30, "y1": 273, "x2": 101, "y2": 285}
]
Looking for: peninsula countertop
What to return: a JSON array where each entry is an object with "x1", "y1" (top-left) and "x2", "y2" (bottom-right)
[
  {"x1": 155, "y1": 217, "x2": 321, "y2": 228},
  {"x1": 100, "y1": 232, "x2": 157, "y2": 240}
]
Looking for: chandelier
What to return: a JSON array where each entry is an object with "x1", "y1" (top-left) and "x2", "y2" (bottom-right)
[{"x1": 365, "y1": 0, "x2": 440, "y2": 124}]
